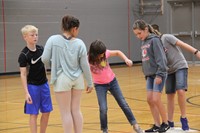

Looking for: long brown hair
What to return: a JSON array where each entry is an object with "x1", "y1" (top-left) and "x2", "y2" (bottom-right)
[
  {"x1": 132, "y1": 19, "x2": 160, "y2": 35},
  {"x1": 88, "y1": 40, "x2": 106, "y2": 66}
]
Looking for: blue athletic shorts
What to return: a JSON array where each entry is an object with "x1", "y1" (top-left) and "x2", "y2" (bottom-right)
[
  {"x1": 24, "y1": 82, "x2": 53, "y2": 115},
  {"x1": 165, "y1": 68, "x2": 188, "y2": 94},
  {"x1": 146, "y1": 74, "x2": 167, "y2": 93}
]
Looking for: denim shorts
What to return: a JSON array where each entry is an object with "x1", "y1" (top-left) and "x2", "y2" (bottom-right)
[
  {"x1": 165, "y1": 68, "x2": 188, "y2": 94},
  {"x1": 146, "y1": 75, "x2": 167, "y2": 93},
  {"x1": 54, "y1": 72, "x2": 84, "y2": 92}
]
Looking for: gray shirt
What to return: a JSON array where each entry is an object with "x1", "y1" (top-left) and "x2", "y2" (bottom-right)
[
  {"x1": 42, "y1": 35, "x2": 93, "y2": 87},
  {"x1": 161, "y1": 34, "x2": 188, "y2": 74}
]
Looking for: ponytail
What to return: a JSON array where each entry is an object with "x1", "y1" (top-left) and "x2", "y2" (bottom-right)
[
  {"x1": 147, "y1": 24, "x2": 162, "y2": 36},
  {"x1": 133, "y1": 20, "x2": 162, "y2": 36}
]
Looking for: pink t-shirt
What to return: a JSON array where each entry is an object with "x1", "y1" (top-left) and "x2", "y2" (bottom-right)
[{"x1": 90, "y1": 50, "x2": 115, "y2": 84}]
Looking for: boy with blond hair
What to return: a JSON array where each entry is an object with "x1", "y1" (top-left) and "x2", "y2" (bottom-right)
[{"x1": 18, "y1": 25, "x2": 53, "y2": 133}]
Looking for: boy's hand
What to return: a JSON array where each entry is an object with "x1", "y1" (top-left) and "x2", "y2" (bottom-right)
[
  {"x1": 86, "y1": 87, "x2": 93, "y2": 93},
  {"x1": 26, "y1": 93, "x2": 32, "y2": 104}
]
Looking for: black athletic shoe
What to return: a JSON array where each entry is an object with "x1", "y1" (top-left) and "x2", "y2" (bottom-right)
[
  {"x1": 168, "y1": 121, "x2": 174, "y2": 128},
  {"x1": 158, "y1": 122, "x2": 170, "y2": 133},
  {"x1": 145, "y1": 124, "x2": 160, "y2": 132}
]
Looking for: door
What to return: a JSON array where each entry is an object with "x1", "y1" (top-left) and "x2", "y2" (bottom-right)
[
  {"x1": 194, "y1": 1, "x2": 200, "y2": 62},
  {"x1": 168, "y1": 0, "x2": 200, "y2": 63}
]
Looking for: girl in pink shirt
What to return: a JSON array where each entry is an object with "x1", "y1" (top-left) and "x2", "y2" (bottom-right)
[{"x1": 88, "y1": 40, "x2": 143, "y2": 133}]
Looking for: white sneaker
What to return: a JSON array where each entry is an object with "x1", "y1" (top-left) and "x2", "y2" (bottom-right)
[{"x1": 134, "y1": 126, "x2": 144, "y2": 133}]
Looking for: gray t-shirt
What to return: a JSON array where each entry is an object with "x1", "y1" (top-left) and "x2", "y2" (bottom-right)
[{"x1": 161, "y1": 34, "x2": 188, "y2": 74}]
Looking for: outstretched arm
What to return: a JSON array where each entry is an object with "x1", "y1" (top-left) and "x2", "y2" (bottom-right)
[
  {"x1": 176, "y1": 40, "x2": 200, "y2": 59},
  {"x1": 109, "y1": 50, "x2": 133, "y2": 67}
]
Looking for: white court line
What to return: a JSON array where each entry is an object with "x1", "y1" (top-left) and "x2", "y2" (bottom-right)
[{"x1": 166, "y1": 127, "x2": 199, "y2": 133}]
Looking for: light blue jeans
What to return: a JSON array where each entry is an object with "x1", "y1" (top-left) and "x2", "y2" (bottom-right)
[
  {"x1": 146, "y1": 74, "x2": 167, "y2": 93},
  {"x1": 94, "y1": 78, "x2": 137, "y2": 132}
]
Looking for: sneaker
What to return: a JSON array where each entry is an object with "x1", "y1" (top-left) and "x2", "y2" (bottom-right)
[
  {"x1": 134, "y1": 126, "x2": 144, "y2": 133},
  {"x1": 168, "y1": 121, "x2": 174, "y2": 128},
  {"x1": 145, "y1": 124, "x2": 160, "y2": 132},
  {"x1": 102, "y1": 129, "x2": 108, "y2": 133},
  {"x1": 180, "y1": 117, "x2": 189, "y2": 130},
  {"x1": 158, "y1": 122, "x2": 170, "y2": 133}
]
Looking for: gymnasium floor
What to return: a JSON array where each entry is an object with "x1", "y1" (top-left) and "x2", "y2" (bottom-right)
[{"x1": 0, "y1": 65, "x2": 200, "y2": 133}]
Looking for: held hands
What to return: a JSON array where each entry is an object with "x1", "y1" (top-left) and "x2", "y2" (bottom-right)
[
  {"x1": 86, "y1": 86, "x2": 93, "y2": 93},
  {"x1": 125, "y1": 59, "x2": 133, "y2": 67}
]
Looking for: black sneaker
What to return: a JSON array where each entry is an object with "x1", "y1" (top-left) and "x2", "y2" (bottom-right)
[
  {"x1": 168, "y1": 121, "x2": 174, "y2": 128},
  {"x1": 158, "y1": 122, "x2": 170, "y2": 133},
  {"x1": 145, "y1": 124, "x2": 159, "y2": 132}
]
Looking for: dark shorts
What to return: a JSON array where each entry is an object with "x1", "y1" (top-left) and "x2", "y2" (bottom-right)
[
  {"x1": 24, "y1": 82, "x2": 53, "y2": 115},
  {"x1": 165, "y1": 68, "x2": 188, "y2": 94}
]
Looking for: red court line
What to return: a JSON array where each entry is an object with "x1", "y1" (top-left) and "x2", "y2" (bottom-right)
[
  {"x1": 127, "y1": 0, "x2": 131, "y2": 58},
  {"x1": 2, "y1": 0, "x2": 6, "y2": 72}
]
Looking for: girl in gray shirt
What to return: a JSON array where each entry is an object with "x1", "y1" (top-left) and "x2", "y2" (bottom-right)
[{"x1": 152, "y1": 24, "x2": 200, "y2": 131}]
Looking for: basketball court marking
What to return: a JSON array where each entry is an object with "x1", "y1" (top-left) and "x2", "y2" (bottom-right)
[{"x1": 166, "y1": 127, "x2": 199, "y2": 133}]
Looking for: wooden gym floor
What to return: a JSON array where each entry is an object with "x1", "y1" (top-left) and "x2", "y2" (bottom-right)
[{"x1": 0, "y1": 65, "x2": 200, "y2": 133}]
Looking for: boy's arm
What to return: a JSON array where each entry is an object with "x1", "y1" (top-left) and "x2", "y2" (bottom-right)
[
  {"x1": 19, "y1": 67, "x2": 32, "y2": 104},
  {"x1": 109, "y1": 50, "x2": 133, "y2": 67}
]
